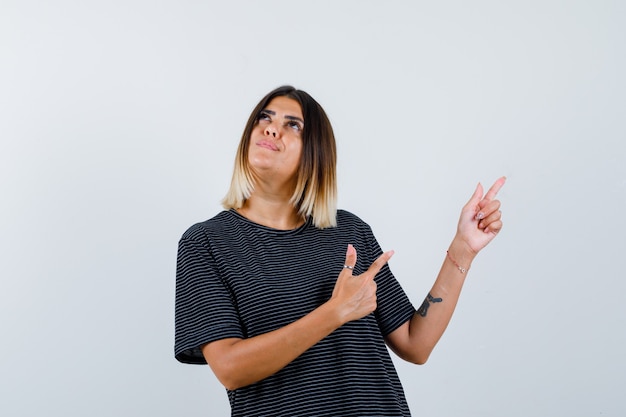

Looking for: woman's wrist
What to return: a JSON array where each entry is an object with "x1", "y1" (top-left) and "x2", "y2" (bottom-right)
[
  {"x1": 321, "y1": 297, "x2": 350, "y2": 328},
  {"x1": 447, "y1": 238, "x2": 476, "y2": 272}
]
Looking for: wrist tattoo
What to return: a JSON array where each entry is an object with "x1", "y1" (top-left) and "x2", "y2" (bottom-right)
[{"x1": 417, "y1": 292, "x2": 443, "y2": 317}]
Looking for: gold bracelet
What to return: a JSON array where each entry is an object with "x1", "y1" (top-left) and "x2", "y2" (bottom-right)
[{"x1": 446, "y1": 250, "x2": 468, "y2": 273}]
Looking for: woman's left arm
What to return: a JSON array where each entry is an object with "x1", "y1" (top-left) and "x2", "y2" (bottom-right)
[{"x1": 385, "y1": 176, "x2": 506, "y2": 364}]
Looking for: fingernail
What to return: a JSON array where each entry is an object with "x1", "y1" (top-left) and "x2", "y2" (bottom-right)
[{"x1": 475, "y1": 212, "x2": 485, "y2": 220}]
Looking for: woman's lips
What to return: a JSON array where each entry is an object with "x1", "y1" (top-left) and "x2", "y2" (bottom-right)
[{"x1": 257, "y1": 140, "x2": 279, "y2": 151}]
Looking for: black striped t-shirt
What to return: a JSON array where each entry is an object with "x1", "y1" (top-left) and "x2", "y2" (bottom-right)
[{"x1": 175, "y1": 209, "x2": 416, "y2": 416}]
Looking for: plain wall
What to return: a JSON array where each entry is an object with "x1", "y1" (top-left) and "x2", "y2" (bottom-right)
[{"x1": 1, "y1": 1, "x2": 624, "y2": 416}]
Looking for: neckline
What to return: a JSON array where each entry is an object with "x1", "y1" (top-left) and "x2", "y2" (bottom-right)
[{"x1": 228, "y1": 209, "x2": 311, "y2": 234}]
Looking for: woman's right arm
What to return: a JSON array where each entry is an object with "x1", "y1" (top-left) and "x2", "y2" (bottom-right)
[{"x1": 202, "y1": 244, "x2": 393, "y2": 390}]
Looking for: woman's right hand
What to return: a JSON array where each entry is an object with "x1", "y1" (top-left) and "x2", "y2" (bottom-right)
[{"x1": 329, "y1": 244, "x2": 394, "y2": 324}]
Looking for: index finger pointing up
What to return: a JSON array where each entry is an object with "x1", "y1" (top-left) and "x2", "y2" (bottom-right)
[{"x1": 482, "y1": 176, "x2": 507, "y2": 202}]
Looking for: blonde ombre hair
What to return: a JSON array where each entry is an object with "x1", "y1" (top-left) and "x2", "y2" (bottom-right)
[{"x1": 222, "y1": 86, "x2": 337, "y2": 228}]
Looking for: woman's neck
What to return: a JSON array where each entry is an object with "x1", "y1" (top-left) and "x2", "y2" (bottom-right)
[{"x1": 237, "y1": 194, "x2": 305, "y2": 230}]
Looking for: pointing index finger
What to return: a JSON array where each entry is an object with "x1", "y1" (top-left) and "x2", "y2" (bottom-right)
[
  {"x1": 482, "y1": 176, "x2": 506, "y2": 202},
  {"x1": 364, "y1": 250, "x2": 395, "y2": 280}
]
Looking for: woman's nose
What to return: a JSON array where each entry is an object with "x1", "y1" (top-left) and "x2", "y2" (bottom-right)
[{"x1": 265, "y1": 124, "x2": 278, "y2": 138}]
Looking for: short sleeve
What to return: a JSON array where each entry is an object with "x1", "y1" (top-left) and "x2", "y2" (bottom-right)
[
  {"x1": 364, "y1": 227, "x2": 416, "y2": 336},
  {"x1": 174, "y1": 229, "x2": 244, "y2": 364}
]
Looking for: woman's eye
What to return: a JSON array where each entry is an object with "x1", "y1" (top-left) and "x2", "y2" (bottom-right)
[
  {"x1": 287, "y1": 121, "x2": 303, "y2": 131},
  {"x1": 258, "y1": 112, "x2": 271, "y2": 122}
]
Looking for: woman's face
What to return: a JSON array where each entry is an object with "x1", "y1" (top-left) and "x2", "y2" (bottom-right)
[{"x1": 248, "y1": 96, "x2": 304, "y2": 186}]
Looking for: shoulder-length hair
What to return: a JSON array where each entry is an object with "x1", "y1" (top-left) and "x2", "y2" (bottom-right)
[{"x1": 222, "y1": 85, "x2": 338, "y2": 228}]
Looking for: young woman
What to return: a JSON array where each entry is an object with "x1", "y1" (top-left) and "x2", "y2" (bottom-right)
[{"x1": 175, "y1": 85, "x2": 505, "y2": 416}]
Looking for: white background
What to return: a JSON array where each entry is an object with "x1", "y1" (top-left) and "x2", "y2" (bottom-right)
[{"x1": 1, "y1": 1, "x2": 624, "y2": 416}]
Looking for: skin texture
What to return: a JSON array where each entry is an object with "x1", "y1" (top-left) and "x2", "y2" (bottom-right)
[
  {"x1": 236, "y1": 96, "x2": 306, "y2": 230},
  {"x1": 202, "y1": 96, "x2": 506, "y2": 390},
  {"x1": 248, "y1": 97, "x2": 304, "y2": 191}
]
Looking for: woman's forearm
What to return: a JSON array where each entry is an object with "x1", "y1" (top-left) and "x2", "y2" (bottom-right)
[
  {"x1": 386, "y1": 238, "x2": 475, "y2": 364},
  {"x1": 204, "y1": 244, "x2": 390, "y2": 390},
  {"x1": 203, "y1": 300, "x2": 345, "y2": 390}
]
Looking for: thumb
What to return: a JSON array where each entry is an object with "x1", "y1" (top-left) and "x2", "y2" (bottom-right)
[{"x1": 344, "y1": 244, "x2": 357, "y2": 270}]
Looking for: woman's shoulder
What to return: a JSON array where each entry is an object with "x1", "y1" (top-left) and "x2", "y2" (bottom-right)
[
  {"x1": 180, "y1": 210, "x2": 235, "y2": 241},
  {"x1": 336, "y1": 209, "x2": 371, "y2": 229}
]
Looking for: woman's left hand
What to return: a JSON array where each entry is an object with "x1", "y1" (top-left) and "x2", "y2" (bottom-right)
[{"x1": 456, "y1": 176, "x2": 506, "y2": 255}]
